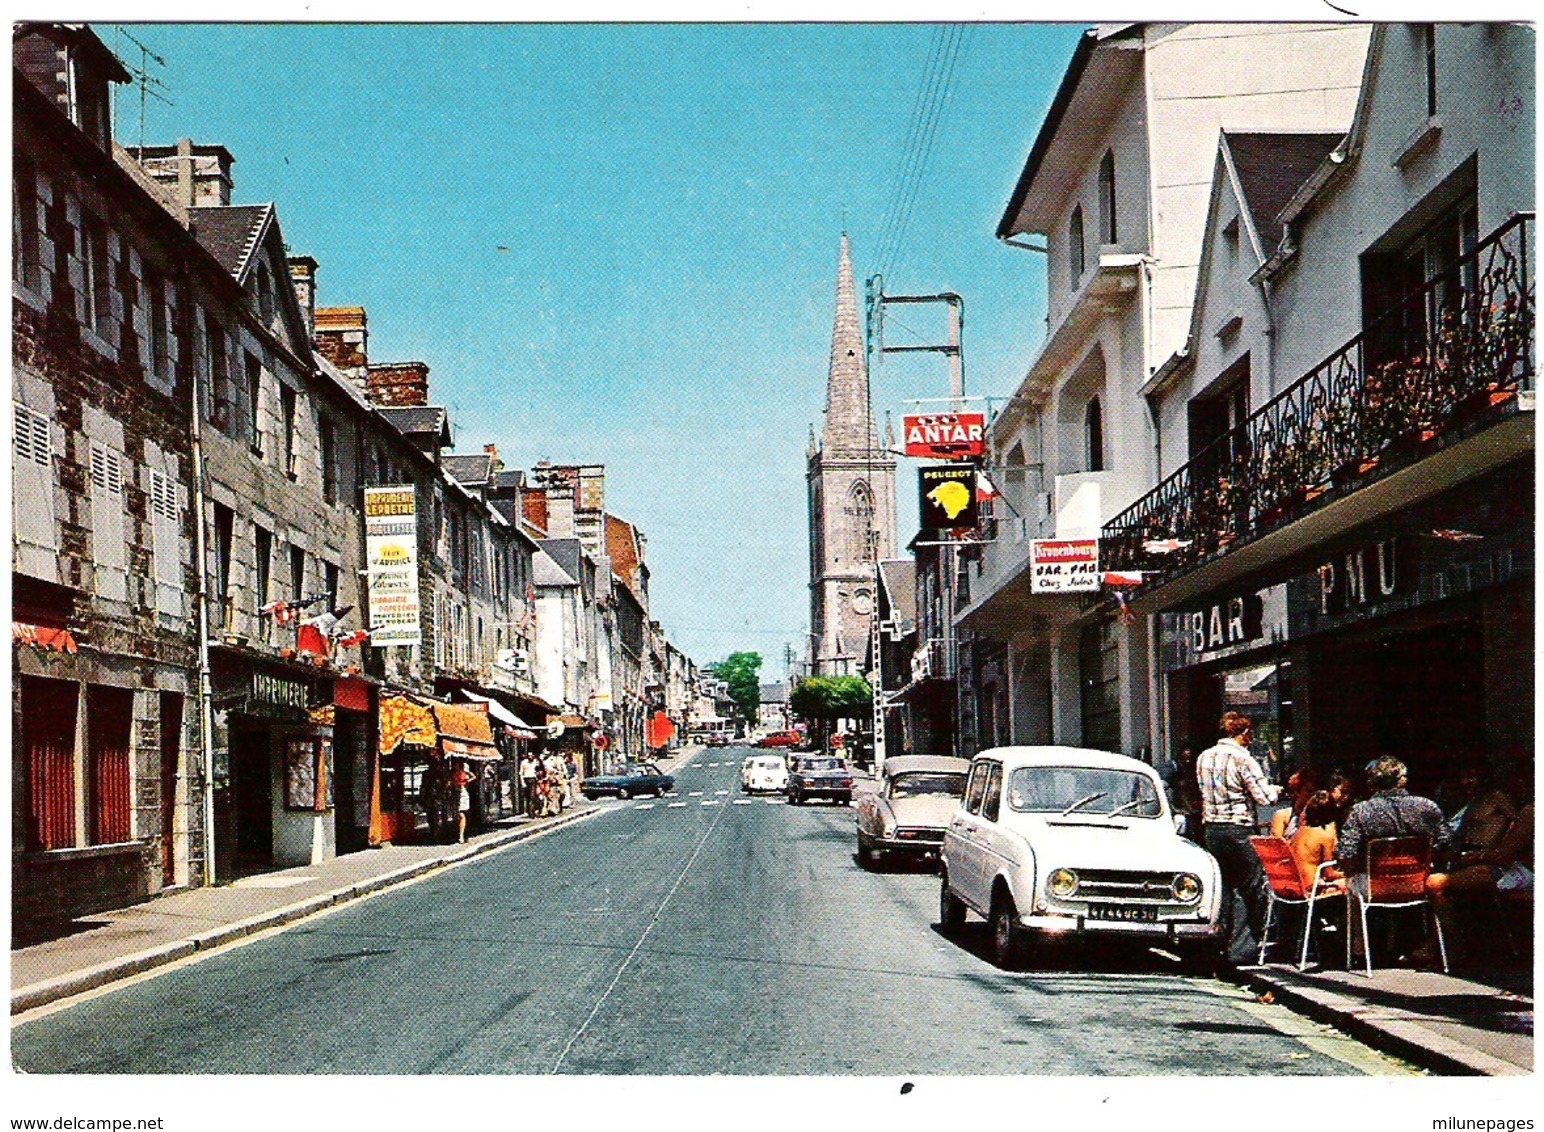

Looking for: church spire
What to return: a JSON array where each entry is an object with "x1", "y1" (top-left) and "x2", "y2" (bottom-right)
[{"x1": 821, "y1": 234, "x2": 879, "y2": 456}]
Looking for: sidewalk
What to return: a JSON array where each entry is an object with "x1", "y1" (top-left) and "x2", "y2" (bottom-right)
[
  {"x1": 1243, "y1": 963, "x2": 1533, "y2": 1076},
  {"x1": 11, "y1": 802, "x2": 603, "y2": 1015}
]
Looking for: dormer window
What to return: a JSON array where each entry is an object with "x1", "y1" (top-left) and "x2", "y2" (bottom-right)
[{"x1": 1070, "y1": 205, "x2": 1086, "y2": 288}]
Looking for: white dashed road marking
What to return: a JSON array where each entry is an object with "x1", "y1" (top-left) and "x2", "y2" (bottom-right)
[
  {"x1": 764, "y1": 798, "x2": 786, "y2": 805},
  {"x1": 732, "y1": 799, "x2": 754, "y2": 806},
  {"x1": 702, "y1": 800, "x2": 719, "y2": 807},
  {"x1": 634, "y1": 804, "x2": 654, "y2": 810},
  {"x1": 688, "y1": 791, "x2": 703, "y2": 797},
  {"x1": 715, "y1": 790, "x2": 729, "y2": 795}
]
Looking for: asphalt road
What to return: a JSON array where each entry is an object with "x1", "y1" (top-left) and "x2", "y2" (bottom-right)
[{"x1": 12, "y1": 747, "x2": 1411, "y2": 1075}]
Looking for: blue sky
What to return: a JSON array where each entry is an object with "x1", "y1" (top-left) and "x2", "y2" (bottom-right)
[{"x1": 115, "y1": 22, "x2": 1082, "y2": 676}]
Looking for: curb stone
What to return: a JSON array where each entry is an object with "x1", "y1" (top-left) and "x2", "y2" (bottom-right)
[
  {"x1": 12, "y1": 806, "x2": 601, "y2": 1016},
  {"x1": 1239, "y1": 969, "x2": 1527, "y2": 1077}
]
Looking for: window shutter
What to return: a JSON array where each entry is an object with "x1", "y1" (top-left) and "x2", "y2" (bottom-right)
[
  {"x1": 12, "y1": 403, "x2": 58, "y2": 576},
  {"x1": 89, "y1": 442, "x2": 129, "y2": 601},
  {"x1": 150, "y1": 470, "x2": 182, "y2": 617}
]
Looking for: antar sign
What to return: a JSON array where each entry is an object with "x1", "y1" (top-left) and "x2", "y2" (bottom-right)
[{"x1": 903, "y1": 413, "x2": 986, "y2": 460}]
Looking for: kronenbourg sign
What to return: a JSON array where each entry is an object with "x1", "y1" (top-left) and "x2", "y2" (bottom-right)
[
  {"x1": 364, "y1": 486, "x2": 422, "y2": 647},
  {"x1": 1030, "y1": 539, "x2": 1101, "y2": 594}
]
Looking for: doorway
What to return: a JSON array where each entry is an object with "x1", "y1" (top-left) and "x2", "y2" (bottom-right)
[
  {"x1": 229, "y1": 723, "x2": 274, "y2": 871},
  {"x1": 159, "y1": 693, "x2": 183, "y2": 884}
]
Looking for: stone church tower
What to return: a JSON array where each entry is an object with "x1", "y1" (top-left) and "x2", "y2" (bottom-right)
[{"x1": 807, "y1": 235, "x2": 897, "y2": 676}]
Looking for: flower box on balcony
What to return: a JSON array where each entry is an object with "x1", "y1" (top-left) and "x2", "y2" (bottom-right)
[
  {"x1": 1257, "y1": 486, "x2": 1311, "y2": 529},
  {"x1": 1386, "y1": 425, "x2": 1441, "y2": 459},
  {"x1": 1331, "y1": 455, "x2": 1380, "y2": 490},
  {"x1": 1448, "y1": 383, "x2": 1518, "y2": 426}
]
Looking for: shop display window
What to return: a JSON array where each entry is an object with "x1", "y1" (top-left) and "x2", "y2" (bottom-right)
[{"x1": 283, "y1": 737, "x2": 333, "y2": 812}]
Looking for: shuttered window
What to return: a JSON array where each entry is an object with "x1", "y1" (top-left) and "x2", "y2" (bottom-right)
[
  {"x1": 12, "y1": 404, "x2": 57, "y2": 573},
  {"x1": 23, "y1": 677, "x2": 78, "y2": 851},
  {"x1": 150, "y1": 470, "x2": 181, "y2": 617},
  {"x1": 88, "y1": 686, "x2": 135, "y2": 845},
  {"x1": 89, "y1": 442, "x2": 128, "y2": 601}
]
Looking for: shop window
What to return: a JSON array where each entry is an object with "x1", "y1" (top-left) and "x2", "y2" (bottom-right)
[
  {"x1": 23, "y1": 677, "x2": 79, "y2": 851},
  {"x1": 284, "y1": 737, "x2": 333, "y2": 812},
  {"x1": 1079, "y1": 619, "x2": 1121, "y2": 753},
  {"x1": 1069, "y1": 205, "x2": 1086, "y2": 288},
  {"x1": 88, "y1": 686, "x2": 134, "y2": 845},
  {"x1": 1097, "y1": 150, "x2": 1116, "y2": 245}
]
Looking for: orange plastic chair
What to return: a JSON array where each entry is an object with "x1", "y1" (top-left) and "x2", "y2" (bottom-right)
[
  {"x1": 1349, "y1": 836, "x2": 1448, "y2": 977},
  {"x1": 1251, "y1": 836, "x2": 1340, "y2": 970}
]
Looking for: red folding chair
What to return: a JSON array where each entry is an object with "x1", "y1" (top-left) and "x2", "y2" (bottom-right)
[
  {"x1": 1251, "y1": 836, "x2": 1340, "y2": 970},
  {"x1": 1348, "y1": 836, "x2": 1448, "y2": 977}
]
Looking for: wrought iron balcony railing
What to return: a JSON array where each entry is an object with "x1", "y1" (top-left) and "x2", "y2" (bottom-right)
[{"x1": 1104, "y1": 212, "x2": 1533, "y2": 582}]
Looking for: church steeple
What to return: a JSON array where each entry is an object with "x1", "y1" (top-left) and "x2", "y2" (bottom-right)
[{"x1": 821, "y1": 234, "x2": 879, "y2": 456}]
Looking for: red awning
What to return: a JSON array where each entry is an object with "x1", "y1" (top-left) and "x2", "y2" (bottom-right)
[{"x1": 13, "y1": 622, "x2": 78, "y2": 654}]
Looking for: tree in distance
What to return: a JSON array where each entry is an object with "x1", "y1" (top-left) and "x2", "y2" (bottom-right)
[
  {"x1": 708, "y1": 651, "x2": 762, "y2": 724},
  {"x1": 790, "y1": 675, "x2": 873, "y2": 722}
]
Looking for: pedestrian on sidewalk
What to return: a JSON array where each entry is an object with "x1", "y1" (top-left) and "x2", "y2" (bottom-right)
[
  {"x1": 519, "y1": 752, "x2": 539, "y2": 818},
  {"x1": 451, "y1": 763, "x2": 474, "y2": 843},
  {"x1": 564, "y1": 752, "x2": 580, "y2": 807},
  {"x1": 1197, "y1": 712, "x2": 1281, "y2": 966},
  {"x1": 543, "y1": 752, "x2": 568, "y2": 811}
]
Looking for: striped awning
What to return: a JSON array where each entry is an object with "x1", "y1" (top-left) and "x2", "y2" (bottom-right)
[{"x1": 380, "y1": 695, "x2": 438, "y2": 756}]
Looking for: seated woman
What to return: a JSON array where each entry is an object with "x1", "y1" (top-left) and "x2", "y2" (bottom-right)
[
  {"x1": 1288, "y1": 791, "x2": 1346, "y2": 895},
  {"x1": 1271, "y1": 769, "x2": 1321, "y2": 840}
]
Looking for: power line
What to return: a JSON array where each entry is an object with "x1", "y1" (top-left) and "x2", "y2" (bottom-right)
[{"x1": 875, "y1": 25, "x2": 948, "y2": 270}]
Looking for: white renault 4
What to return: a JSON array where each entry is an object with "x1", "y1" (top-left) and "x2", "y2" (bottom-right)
[
  {"x1": 741, "y1": 754, "x2": 789, "y2": 794},
  {"x1": 939, "y1": 747, "x2": 1222, "y2": 969}
]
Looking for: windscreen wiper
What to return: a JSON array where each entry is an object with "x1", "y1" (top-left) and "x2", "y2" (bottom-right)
[{"x1": 1060, "y1": 791, "x2": 1108, "y2": 817}]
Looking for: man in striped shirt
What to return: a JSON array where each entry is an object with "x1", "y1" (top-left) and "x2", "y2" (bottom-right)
[{"x1": 1197, "y1": 712, "x2": 1281, "y2": 964}]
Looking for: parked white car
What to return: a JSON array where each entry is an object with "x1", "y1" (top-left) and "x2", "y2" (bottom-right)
[
  {"x1": 855, "y1": 755, "x2": 970, "y2": 867},
  {"x1": 741, "y1": 754, "x2": 789, "y2": 794},
  {"x1": 939, "y1": 746, "x2": 1222, "y2": 969}
]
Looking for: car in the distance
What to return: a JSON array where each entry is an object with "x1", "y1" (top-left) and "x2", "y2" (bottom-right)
[
  {"x1": 787, "y1": 756, "x2": 853, "y2": 805},
  {"x1": 706, "y1": 734, "x2": 731, "y2": 748},
  {"x1": 755, "y1": 730, "x2": 802, "y2": 749},
  {"x1": 581, "y1": 762, "x2": 675, "y2": 801},
  {"x1": 741, "y1": 754, "x2": 789, "y2": 794},
  {"x1": 855, "y1": 755, "x2": 970, "y2": 867},
  {"x1": 939, "y1": 746, "x2": 1222, "y2": 969}
]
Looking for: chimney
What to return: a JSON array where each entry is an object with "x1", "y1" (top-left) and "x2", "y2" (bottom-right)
[
  {"x1": 484, "y1": 443, "x2": 502, "y2": 472},
  {"x1": 134, "y1": 140, "x2": 235, "y2": 209},
  {"x1": 366, "y1": 362, "x2": 431, "y2": 408},
  {"x1": 314, "y1": 306, "x2": 368, "y2": 385},
  {"x1": 289, "y1": 256, "x2": 318, "y2": 340}
]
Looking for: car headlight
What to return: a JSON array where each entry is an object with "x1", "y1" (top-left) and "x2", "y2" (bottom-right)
[
  {"x1": 1048, "y1": 868, "x2": 1079, "y2": 898},
  {"x1": 1172, "y1": 873, "x2": 1202, "y2": 903}
]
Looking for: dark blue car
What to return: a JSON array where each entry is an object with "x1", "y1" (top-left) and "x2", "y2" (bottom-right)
[{"x1": 581, "y1": 762, "x2": 675, "y2": 801}]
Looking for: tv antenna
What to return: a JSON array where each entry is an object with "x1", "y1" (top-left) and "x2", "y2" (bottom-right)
[{"x1": 112, "y1": 26, "x2": 173, "y2": 154}]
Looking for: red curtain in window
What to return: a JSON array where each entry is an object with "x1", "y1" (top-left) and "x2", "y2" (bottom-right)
[
  {"x1": 89, "y1": 686, "x2": 135, "y2": 845},
  {"x1": 22, "y1": 677, "x2": 79, "y2": 851}
]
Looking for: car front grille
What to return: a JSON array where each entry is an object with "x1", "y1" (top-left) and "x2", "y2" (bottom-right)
[{"x1": 1073, "y1": 870, "x2": 1182, "y2": 903}]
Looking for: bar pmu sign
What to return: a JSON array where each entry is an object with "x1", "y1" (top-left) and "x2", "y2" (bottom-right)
[{"x1": 1030, "y1": 539, "x2": 1100, "y2": 593}]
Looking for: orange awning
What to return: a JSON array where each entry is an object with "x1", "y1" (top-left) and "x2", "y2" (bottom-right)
[
  {"x1": 432, "y1": 702, "x2": 496, "y2": 747},
  {"x1": 380, "y1": 695, "x2": 438, "y2": 756}
]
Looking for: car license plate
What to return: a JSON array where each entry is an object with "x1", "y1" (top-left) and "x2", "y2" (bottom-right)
[{"x1": 1087, "y1": 905, "x2": 1158, "y2": 923}]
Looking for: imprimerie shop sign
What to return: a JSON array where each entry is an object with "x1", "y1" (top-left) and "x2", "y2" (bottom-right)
[{"x1": 364, "y1": 486, "x2": 422, "y2": 647}]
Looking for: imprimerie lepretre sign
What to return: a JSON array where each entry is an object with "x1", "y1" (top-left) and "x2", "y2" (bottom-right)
[{"x1": 364, "y1": 486, "x2": 422, "y2": 647}]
